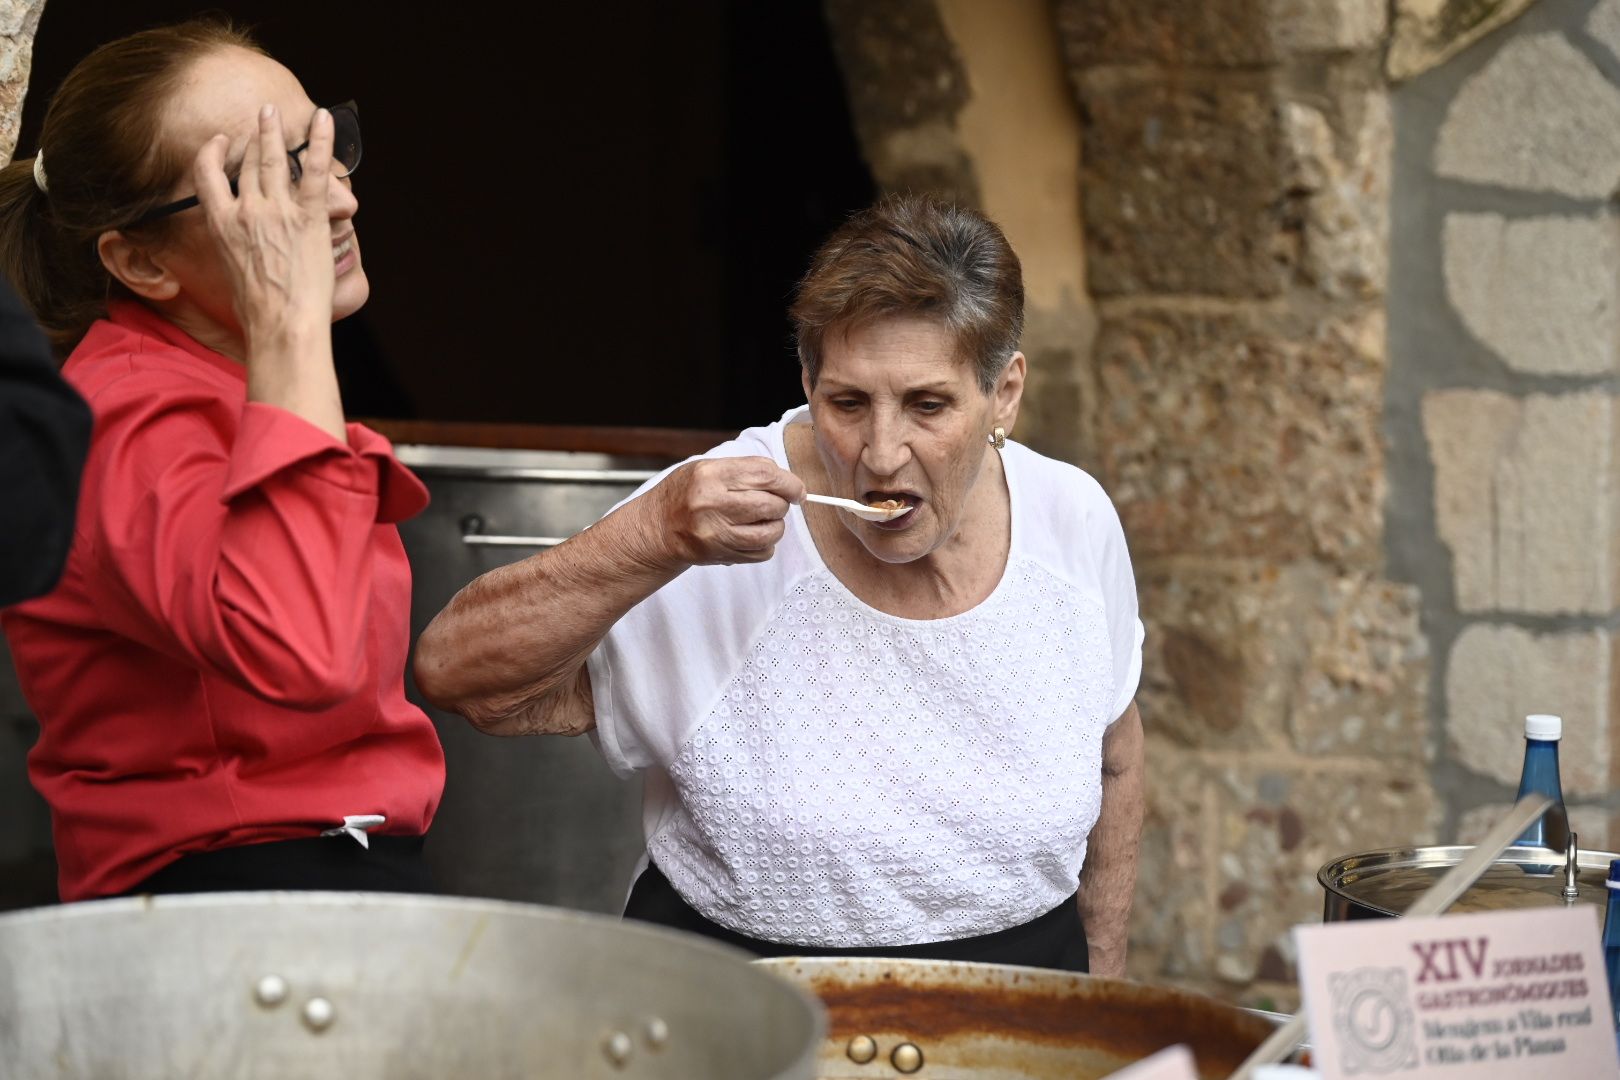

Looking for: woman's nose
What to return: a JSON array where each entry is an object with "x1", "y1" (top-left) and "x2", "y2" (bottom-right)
[
  {"x1": 861, "y1": 414, "x2": 911, "y2": 477},
  {"x1": 327, "y1": 173, "x2": 358, "y2": 220}
]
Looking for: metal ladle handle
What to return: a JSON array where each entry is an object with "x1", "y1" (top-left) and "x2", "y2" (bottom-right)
[{"x1": 1226, "y1": 794, "x2": 1554, "y2": 1080}]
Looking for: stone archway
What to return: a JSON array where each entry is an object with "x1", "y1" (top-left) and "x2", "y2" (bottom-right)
[{"x1": 823, "y1": 0, "x2": 1099, "y2": 468}]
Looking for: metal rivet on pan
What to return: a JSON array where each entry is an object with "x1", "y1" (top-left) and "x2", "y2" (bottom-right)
[
  {"x1": 252, "y1": 974, "x2": 288, "y2": 1008},
  {"x1": 300, "y1": 997, "x2": 335, "y2": 1033},
  {"x1": 891, "y1": 1041, "x2": 924, "y2": 1073},
  {"x1": 604, "y1": 1030, "x2": 634, "y2": 1068},
  {"x1": 846, "y1": 1034, "x2": 878, "y2": 1063},
  {"x1": 644, "y1": 1016, "x2": 670, "y2": 1049}
]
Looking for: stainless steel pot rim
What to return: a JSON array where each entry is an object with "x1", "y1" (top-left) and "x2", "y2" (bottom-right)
[
  {"x1": 755, "y1": 954, "x2": 1279, "y2": 1022},
  {"x1": 1318, "y1": 844, "x2": 1620, "y2": 913},
  {"x1": 0, "y1": 889, "x2": 764, "y2": 965},
  {"x1": 0, "y1": 890, "x2": 829, "y2": 1080},
  {"x1": 758, "y1": 953, "x2": 1230, "y2": 995},
  {"x1": 757, "y1": 955, "x2": 1293, "y2": 1068}
]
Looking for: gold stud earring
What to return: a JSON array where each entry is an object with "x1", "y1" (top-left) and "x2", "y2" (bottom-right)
[{"x1": 987, "y1": 426, "x2": 1007, "y2": 450}]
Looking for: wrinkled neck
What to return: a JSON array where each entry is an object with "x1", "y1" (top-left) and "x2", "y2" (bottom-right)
[{"x1": 153, "y1": 300, "x2": 246, "y2": 364}]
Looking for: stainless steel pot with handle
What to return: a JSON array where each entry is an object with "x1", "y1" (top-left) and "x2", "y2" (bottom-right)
[
  {"x1": 0, "y1": 891, "x2": 824, "y2": 1079},
  {"x1": 1318, "y1": 844, "x2": 1619, "y2": 920},
  {"x1": 757, "y1": 956, "x2": 1276, "y2": 1079}
]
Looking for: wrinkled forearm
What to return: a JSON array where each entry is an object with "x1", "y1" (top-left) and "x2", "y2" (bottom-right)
[
  {"x1": 413, "y1": 490, "x2": 682, "y2": 731},
  {"x1": 246, "y1": 321, "x2": 345, "y2": 442},
  {"x1": 1077, "y1": 700, "x2": 1144, "y2": 978}
]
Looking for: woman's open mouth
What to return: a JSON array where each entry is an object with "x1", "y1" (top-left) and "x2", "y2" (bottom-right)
[
  {"x1": 864, "y1": 491, "x2": 919, "y2": 528},
  {"x1": 333, "y1": 232, "x2": 359, "y2": 276}
]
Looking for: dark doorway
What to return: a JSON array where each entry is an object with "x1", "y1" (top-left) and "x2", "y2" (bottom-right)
[{"x1": 19, "y1": 1, "x2": 875, "y2": 431}]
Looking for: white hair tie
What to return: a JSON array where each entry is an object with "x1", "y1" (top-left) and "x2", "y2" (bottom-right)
[{"x1": 31, "y1": 151, "x2": 46, "y2": 194}]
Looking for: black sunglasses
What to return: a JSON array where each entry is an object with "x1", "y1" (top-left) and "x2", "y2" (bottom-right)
[{"x1": 125, "y1": 101, "x2": 361, "y2": 228}]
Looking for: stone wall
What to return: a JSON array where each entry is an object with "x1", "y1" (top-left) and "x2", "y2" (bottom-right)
[
  {"x1": 824, "y1": 0, "x2": 1620, "y2": 1009},
  {"x1": 820, "y1": 0, "x2": 1443, "y2": 1007},
  {"x1": 1054, "y1": 0, "x2": 1443, "y2": 1006},
  {"x1": 1386, "y1": 0, "x2": 1620, "y2": 852}
]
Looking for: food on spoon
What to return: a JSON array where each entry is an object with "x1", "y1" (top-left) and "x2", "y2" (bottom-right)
[{"x1": 867, "y1": 498, "x2": 907, "y2": 511}]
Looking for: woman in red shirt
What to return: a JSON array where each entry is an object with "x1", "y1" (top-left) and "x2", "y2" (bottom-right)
[{"x1": 0, "y1": 20, "x2": 445, "y2": 900}]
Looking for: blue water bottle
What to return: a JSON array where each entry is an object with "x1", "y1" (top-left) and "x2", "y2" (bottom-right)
[
  {"x1": 1515, "y1": 714, "x2": 1571, "y2": 865},
  {"x1": 1603, "y1": 859, "x2": 1620, "y2": 1038}
]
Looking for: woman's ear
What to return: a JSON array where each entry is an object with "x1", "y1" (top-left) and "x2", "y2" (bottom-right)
[
  {"x1": 97, "y1": 230, "x2": 180, "y2": 302},
  {"x1": 994, "y1": 351, "x2": 1026, "y2": 431}
]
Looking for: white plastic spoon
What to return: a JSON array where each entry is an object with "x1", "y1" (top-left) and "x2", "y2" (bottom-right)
[{"x1": 803, "y1": 493, "x2": 915, "y2": 522}]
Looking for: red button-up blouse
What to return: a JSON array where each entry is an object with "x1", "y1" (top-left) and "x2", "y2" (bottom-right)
[{"x1": 2, "y1": 301, "x2": 445, "y2": 900}]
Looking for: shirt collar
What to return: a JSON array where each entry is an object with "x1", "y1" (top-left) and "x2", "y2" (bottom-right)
[{"x1": 106, "y1": 299, "x2": 248, "y2": 383}]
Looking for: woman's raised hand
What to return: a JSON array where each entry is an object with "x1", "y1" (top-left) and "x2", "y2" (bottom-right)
[
  {"x1": 193, "y1": 104, "x2": 337, "y2": 346},
  {"x1": 651, "y1": 457, "x2": 806, "y2": 567}
]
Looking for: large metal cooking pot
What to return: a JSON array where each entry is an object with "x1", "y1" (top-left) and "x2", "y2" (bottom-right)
[
  {"x1": 0, "y1": 892, "x2": 823, "y2": 1079},
  {"x1": 390, "y1": 442, "x2": 667, "y2": 913},
  {"x1": 757, "y1": 957, "x2": 1276, "y2": 1079},
  {"x1": 1318, "y1": 843, "x2": 1620, "y2": 920}
]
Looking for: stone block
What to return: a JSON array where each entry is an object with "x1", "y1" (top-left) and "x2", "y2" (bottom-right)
[
  {"x1": 1269, "y1": 0, "x2": 1387, "y2": 54},
  {"x1": 1589, "y1": 0, "x2": 1620, "y2": 69},
  {"x1": 822, "y1": 0, "x2": 979, "y2": 204},
  {"x1": 1016, "y1": 299, "x2": 1098, "y2": 471},
  {"x1": 1077, "y1": 70, "x2": 1292, "y2": 298},
  {"x1": 1137, "y1": 560, "x2": 1429, "y2": 763},
  {"x1": 0, "y1": 0, "x2": 41, "y2": 166},
  {"x1": 1077, "y1": 59, "x2": 1382, "y2": 297},
  {"x1": 1054, "y1": 0, "x2": 1383, "y2": 68},
  {"x1": 1054, "y1": 0, "x2": 1275, "y2": 68},
  {"x1": 1137, "y1": 561, "x2": 1305, "y2": 752},
  {"x1": 1282, "y1": 94, "x2": 1392, "y2": 299},
  {"x1": 1129, "y1": 737, "x2": 1215, "y2": 982},
  {"x1": 1211, "y1": 761, "x2": 1441, "y2": 984},
  {"x1": 1288, "y1": 576, "x2": 1431, "y2": 761},
  {"x1": 0, "y1": 1, "x2": 38, "y2": 38},
  {"x1": 1435, "y1": 33, "x2": 1620, "y2": 199},
  {"x1": 1444, "y1": 624, "x2": 1616, "y2": 796},
  {"x1": 1134, "y1": 745, "x2": 1438, "y2": 991},
  {"x1": 824, "y1": 0, "x2": 968, "y2": 131},
  {"x1": 1095, "y1": 304, "x2": 1386, "y2": 567},
  {"x1": 1443, "y1": 212, "x2": 1620, "y2": 377},
  {"x1": 1424, "y1": 391, "x2": 1620, "y2": 615},
  {"x1": 1388, "y1": 0, "x2": 1539, "y2": 82},
  {"x1": 868, "y1": 123, "x2": 981, "y2": 210}
]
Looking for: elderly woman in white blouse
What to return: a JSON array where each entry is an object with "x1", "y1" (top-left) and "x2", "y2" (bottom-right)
[{"x1": 415, "y1": 194, "x2": 1145, "y2": 975}]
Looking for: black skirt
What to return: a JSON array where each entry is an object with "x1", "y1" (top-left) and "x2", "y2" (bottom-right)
[
  {"x1": 121, "y1": 834, "x2": 435, "y2": 897},
  {"x1": 624, "y1": 860, "x2": 1088, "y2": 972}
]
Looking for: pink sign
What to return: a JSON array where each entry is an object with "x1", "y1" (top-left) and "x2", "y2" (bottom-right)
[
  {"x1": 1296, "y1": 906, "x2": 1619, "y2": 1078},
  {"x1": 1101, "y1": 1044, "x2": 1198, "y2": 1080}
]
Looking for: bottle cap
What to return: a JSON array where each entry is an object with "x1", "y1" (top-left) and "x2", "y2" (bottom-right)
[{"x1": 1525, "y1": 714, "x2": 1562, "y2": 741}]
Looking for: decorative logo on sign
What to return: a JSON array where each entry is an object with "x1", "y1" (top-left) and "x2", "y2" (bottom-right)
[{"x1": 1329, "y1": 967, "x2": 1420, "y2": 1075}]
